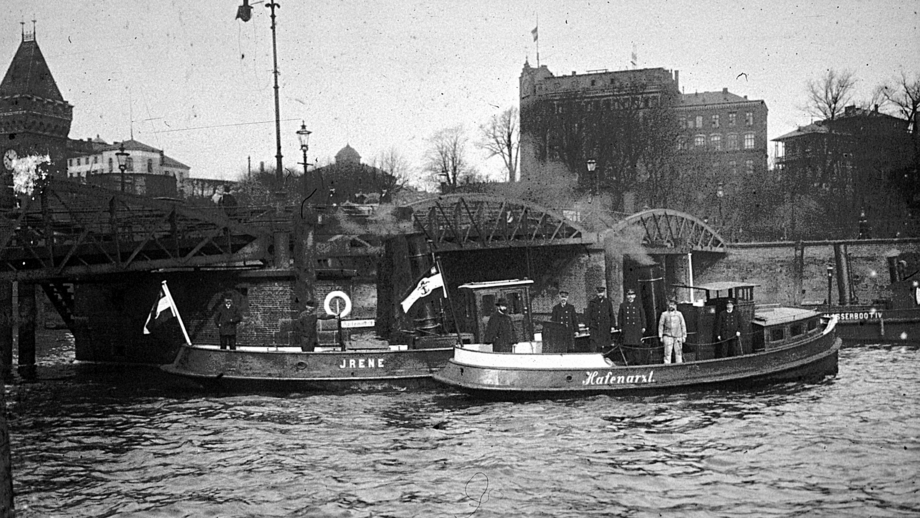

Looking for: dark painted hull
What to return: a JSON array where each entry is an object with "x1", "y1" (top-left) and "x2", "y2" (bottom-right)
[
  {"x1": 434, "y1": 328, "x2": 840, "y2": 401},
  {"x1": 818, "y1": 306, "x2": 920, "y2": 343},
  {"x1": 161, "y1": 345, "x2": 454, "y2": 392}
]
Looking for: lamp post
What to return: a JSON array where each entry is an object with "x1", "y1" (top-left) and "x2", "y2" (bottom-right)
[
  {"x1": 293, "y1": 123, "x2": 316, "y2": 350},
  {"x1": 237, "y1": 0, "x2": 284, "y2": 183},
  {"x1": 115, "y1": 143, "x2": 129, "y2": 193},
  {"x1": 716, "y1": 181, "x2": 724, "y2": 227},
  {"x1": 826, "y1": 264, "x2": 835, "y2": 307},
  {"x1": 586, "y1": 159, "x2": 597, "y2": 194}
]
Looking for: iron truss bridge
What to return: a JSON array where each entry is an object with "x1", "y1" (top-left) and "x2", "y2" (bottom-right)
[
  {"x1": 613, "y1": 209, "x2": 727, "y2": 254},
  {"x1": 0, "y1": 179, "x2": 274, "y2": 282},
  {"x1": 406, "y1": 194, "x2": 598, "y2": 251}
]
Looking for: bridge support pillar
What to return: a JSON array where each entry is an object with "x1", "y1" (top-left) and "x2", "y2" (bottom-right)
[
  {"x1": 669, "y1": 254, "x2": 693, "y2": 303},
  {"x1": 17, "y1": 282, "x2": 36, "y2": 380},
  {"x1": 0, "y1": 281, "x2": 11, "y2": 380},
  {"x1": 273, "y1": 231, "x2": 290, "y2": 268}
]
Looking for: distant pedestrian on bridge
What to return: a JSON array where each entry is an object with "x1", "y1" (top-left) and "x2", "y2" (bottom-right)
[{"x1": 214, "y1": 294, "x2": 243, "y2": 350}]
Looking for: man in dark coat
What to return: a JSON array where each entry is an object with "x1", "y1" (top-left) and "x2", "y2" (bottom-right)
[
  {"x1": 715, "y1": 299, "x2": 744, "y2": 358},
  {"x1": 297, "y1": 300, "x2": 337, "y2": 352},
  {"x1": 550, "y1": 290, "x2": 579, "y2": 352},
  {"x1": 485, "y1": 298, "x2": 517, "y2": 353},
  {"x1": 586, "y1": 286, "x2": 616, "y2": 353},
  {"x1": 618, "y1": 288, "x2": 647, "y2": 364},
  {"x1": 214, "y1": 294, "x2": 243, "y2": 350}
]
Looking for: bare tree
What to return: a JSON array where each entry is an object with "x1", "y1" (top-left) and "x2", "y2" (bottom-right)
[
  {"x1": 806, "y1": 69, "x2": 857, "y2": 121},
  {"x1": 423, "y1": 125, "x2": 476, "y2": 191},
  {"x1": 371, "y1": 147, "x2": 413, "y2": 200},
  {"x1": 879, "y1": 71, "x2": 920, "y2": 137},
  {"x1": 478, "y1": 107, "x2": 519, "y2": 182}
]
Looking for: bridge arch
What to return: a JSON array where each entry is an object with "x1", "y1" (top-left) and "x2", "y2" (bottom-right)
[
  {"x1": 612, "y1": 208, "x2": 727, "y2": 254},
  {"x1": 405, "y1": 194, "x2": 596, "y2": 251}
]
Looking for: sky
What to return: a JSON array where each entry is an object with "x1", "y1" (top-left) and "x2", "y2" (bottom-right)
[{"x1": 2, "y1": 1, "x2": 918, "y2": 184}]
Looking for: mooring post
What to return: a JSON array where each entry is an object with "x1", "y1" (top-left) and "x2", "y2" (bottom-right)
[
  {"x1": 0, "y1": 281, "x2": 12, "y2": 381},
  {"x1": 17, "y1": 282, "x2": 36, "y2": 379}
]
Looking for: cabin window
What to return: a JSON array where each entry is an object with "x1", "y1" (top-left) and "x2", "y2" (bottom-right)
[
  {"x1": 770, "y1": 328, "x2": 785, "y2": 341},
  {"x1": 504, "y1": 292, "x2": 524, "y2": 315},
  {"x1": 790, "y1": 324, "x2": 804, "y2": 336},
  {"x1": 481, "y1": 294, "x2": 495, "y2": 316},
  {"x1": 807, "y1": 319, "x2": 818, "y2": 331}
]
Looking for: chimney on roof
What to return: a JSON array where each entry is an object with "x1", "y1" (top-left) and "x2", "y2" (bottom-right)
[
  {"x1": 723, "y1": 87, "x2": 728, "y2": 94},
  {"x1": 572, "y1": 71, "x2": 576, "y2": 76}
]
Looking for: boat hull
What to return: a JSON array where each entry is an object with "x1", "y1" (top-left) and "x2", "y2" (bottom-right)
[
  {"x1": 819, "y1": 307, "x2": 920, "y2": 343},
  {"x1": 161, "y1": 345, "x2": 454, "y2": 392},
  {"x1": 434, "y1": 329, "x2": 840, "y2": 400}
]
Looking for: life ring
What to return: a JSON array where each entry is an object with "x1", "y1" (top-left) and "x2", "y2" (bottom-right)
[{"x1": 324, "y1": 291, "x2": 352, "y2": 317}]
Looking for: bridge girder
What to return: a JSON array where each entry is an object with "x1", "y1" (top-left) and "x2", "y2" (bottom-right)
[
  {"x1": 613, "y1": 209, "x2": 727, "y2": 254},
  {"x1": 406, "y1": 194, "x2": 597, "y2": 252}
]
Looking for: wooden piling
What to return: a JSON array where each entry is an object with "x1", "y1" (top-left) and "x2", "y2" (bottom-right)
[
  {"x1": 0, "y1": 381, "x2": 13, "y2": 517},
  {"x1": 17, "y1": 283, "x2": 36, "y2": 379}
]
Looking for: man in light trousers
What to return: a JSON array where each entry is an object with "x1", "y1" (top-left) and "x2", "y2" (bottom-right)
[{"x1": 658, "y1": 298, "x2": 687, "y2": 364}]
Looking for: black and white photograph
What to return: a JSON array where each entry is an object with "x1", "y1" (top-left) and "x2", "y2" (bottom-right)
[{"x1": 0, "y1": 1, "x2": 918, "y2": 516}]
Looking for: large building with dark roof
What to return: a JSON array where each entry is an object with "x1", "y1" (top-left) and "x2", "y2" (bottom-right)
[{"x1": 0, "y1": 26, "x2": 73, "y2": 180}]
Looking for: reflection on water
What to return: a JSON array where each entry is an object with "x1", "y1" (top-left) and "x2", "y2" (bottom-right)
[{"x1": 5, "y1": 338, "x2": 920, "y2": 517}]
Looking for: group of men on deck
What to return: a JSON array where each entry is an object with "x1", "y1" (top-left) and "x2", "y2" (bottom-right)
[{"x1": 540, "y1": 287, "x2": 746, "y2": 364}]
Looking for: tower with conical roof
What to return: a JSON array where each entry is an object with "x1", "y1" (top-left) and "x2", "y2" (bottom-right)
[{"x1": 0, "y1": 22, "x2": 73, "y2": 179}]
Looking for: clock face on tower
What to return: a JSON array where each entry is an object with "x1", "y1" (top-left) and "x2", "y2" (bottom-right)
[{"x1": 3, "y1": 149, "x2": 17, "y2": 171}]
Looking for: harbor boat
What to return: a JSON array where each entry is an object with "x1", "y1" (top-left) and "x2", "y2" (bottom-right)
[
  {"x1": 803, "y1": 249, "x2": 920, "y2": 343},
  {"x1": 434, "y1": 282, "x2": 841, "y2": 400},
  {"x1": 161, "y1": 340, "x2": 455, "y2": 392}
]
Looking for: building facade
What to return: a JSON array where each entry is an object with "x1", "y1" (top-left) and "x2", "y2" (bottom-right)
[
  {"x1": 675, "y1": 88, "x2": 769, "y2": 179},
  {"x1": 66, "y1": 138, "x2": 190, "y2": 197}
]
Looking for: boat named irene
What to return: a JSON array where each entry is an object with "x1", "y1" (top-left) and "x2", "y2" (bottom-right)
[{"x1": 434, "y1": 282, "x2": 841, "y2": 400}]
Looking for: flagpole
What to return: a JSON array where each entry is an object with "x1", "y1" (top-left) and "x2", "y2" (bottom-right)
[
  {"x1": 535, "y1": 15, "x2": 540, "y2": 68},
  {"x1": 161, "y1": 281, "x2": 192, "y2": 346},
  {"x1": 434, "y1": 256, "x2": 464, "y2": 346}
]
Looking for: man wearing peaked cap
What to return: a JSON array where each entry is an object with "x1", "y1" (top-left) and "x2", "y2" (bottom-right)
[
  {"x1": 551, "y1": 290, "x2": 578, "y2": 352},
  {"x1": 618, "y1": 288, "x2": 647, "y2": 364},
  {"x1": 586, "y1": 285, "x2": 615, "y2": 353},
  {"x1": 484, "y1": 297, "x2": 517, "y2": 353}
]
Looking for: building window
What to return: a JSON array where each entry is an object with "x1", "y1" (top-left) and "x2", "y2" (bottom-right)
[
  {"x1": 710, "y1": 134, "x2": 722, "y2": 150},
  {"x1": 76, "y1": 157, "x2": 81, "y2": 166},
  {"x1": 93, "y1": 156, "x2": 98, "y2": 164},
  {"x1": 728, "y1": 112, "x2": 736, "y2": 126},
  {"x1": 68, "y1": 159, "x2": 72, "y2": 166},
  {"x1": 727, "y1": 133, "x2": 738, "y2": 150},
  {"x1": 712, "y1": 114, "x2": 720, "y2": 128},
  {"x1": 108, "y1": 157, "x2": 113, "y2": 173},
  {"x1": 147, "y1": 159, "x2": 153, "y2": 173},
  {"x1": 126, "y1": 157, "x2": 134, "y2": 171},
  {"x1": 745, "y1": 112, "x2": 753, "y2": 126},
  {"x1": 745, "y1": 159, "x2": 754, "y2": 174},
  {"x1": 743, "y1": 133, "x2": 755, "y2": 149},
  {"x1": 677, "y1": 138, "x2": 686, "y2": 151},
  {"x1": 729, "y1": 160, "x2": 737, "y2": 174},
  {"x1": 591, "y1": 79, "x2": 596, "y2": 86},
  {"x1": 695, "y1": 115, "x2": 703, "y2": 128},
  {"x1": 679, "y1": 117, "x2": 686, "y2": 128},
  {"x1": 694, "y1": 134, "x2": 705, "y2": 147}
]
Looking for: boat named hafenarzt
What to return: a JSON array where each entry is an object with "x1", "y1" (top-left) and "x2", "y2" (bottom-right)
[{"x1": 583, "y1": 370, "x2": 654, "y2": 386}]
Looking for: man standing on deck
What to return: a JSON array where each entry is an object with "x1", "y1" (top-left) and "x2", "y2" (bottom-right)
[
  {"x1": 715, "y1": 299, "x2": 744, "y2": 358},
  {"x1": 485, "y1": 298, "x2": 517, "y2": 353},
  {"x1": 658, "y1": 298, "x2": 687, "y2": 364},
  {"x1": 551, "y1": 290, "x2": 579, "y2": 352},
  {"x1": 587, "y1": 286, "x2": 616, "y2": 353},
  {"x1": 214, "y1": 294, "x2": 243, "y2": 350},
  {"x1": 618, "y1": 288, "x2": 647, "y2": 364}
]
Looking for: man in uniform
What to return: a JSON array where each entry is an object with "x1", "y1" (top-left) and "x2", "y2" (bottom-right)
[
  {"x1": 214, "y1": 294, "x2": 243, "y2": 350},
  {"x1": 551, "y1": 290, "x2": 579, "y2": 352},
  {"x1": 715, "y1": 299, "x2": 744, "y2": 358},
  {"x1": 586, "y1": 286, "x2": 616, "y2": 353},
  {"x1": 485, "y1": 298, "x2": 517, "y2": 353},
  {"x1": 618, "y1": 288, "x2": 647, "y2": 364}
]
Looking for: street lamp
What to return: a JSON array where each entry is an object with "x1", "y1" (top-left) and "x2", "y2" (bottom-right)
[
  {"x1": 826, "y1": 264, "x2": 835, "y2": 306},
  {"x1": 238, "y1": 0, "x2": 284, "y2": 182},
  {"x1": 716, "y1": 181, "x2": 724, "y2": 227},
  {"x1": 297, "y1": 122, "x2": 311, "y2": 175},
  {"x1": 586, "y1": 159, "x2": 597, "y2": 194},
  {"x1": 115, "y1": 143, "x2": 129, "y2": 193}
]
